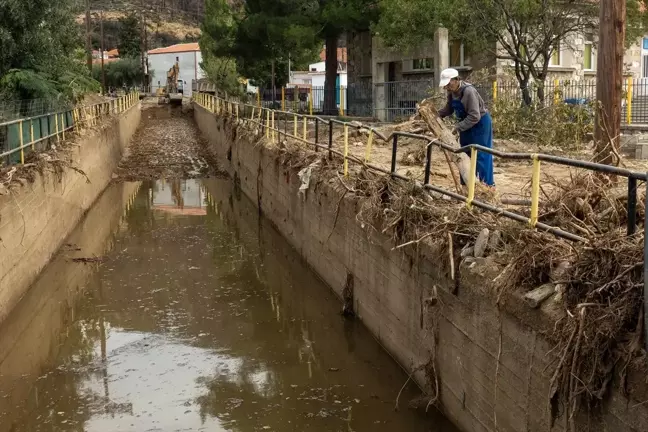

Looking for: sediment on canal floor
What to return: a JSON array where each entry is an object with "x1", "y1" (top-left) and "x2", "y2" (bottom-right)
[
  {"x1": 193, "y1": 103, "x2": 648, "y2": 432},
  {"x1": 0, "y1": 103, "x2": 141, "y2": 324}
]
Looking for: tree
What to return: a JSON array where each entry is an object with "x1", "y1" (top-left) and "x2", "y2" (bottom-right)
[
  {"x1": 377, "y1": 0, "x2": 600, "y2": 105},
  {"x1": 92, "y1": 58, "x2": 144, "y2": 89},
  {"x1": 314, "y1": 0, "x2": 379, "y2": 113},
  {"x1": 0, "y1": 0, "x2": 99, "y2": 103},
  {"x1": 201, "y1": 0, "x2": 319, "y2": 95},
  {"x1": 117, "y1": 13, "x2": 142, "y2": 59}
]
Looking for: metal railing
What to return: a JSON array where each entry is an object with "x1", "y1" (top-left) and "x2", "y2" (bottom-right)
[
  {"x1": 1, "y1": 92, "x2": 140, "y2": 166},
  {"x1": 194, "y1": 90, "x2": 648, "y2": 346},
  {"x1": 235, "y1": 78, "x2": 648, "y2": 124}
]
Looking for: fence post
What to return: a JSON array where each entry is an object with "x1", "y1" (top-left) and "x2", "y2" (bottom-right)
[
  {"x1": 344, "y1": 124, "x2": 349, "y2": 177},
  {"x1": 328, "y1": 121, "x2": 333, "y2": 161},
  {"x1": 628, "y1": 177, "x2": 638, "y2": 235},
  {"x1": 61, "y1": 113, "x2": 66, "y2": 140},
  {"x1": 282, "y1": 87, "x2": 285, "y2": 111},
  {"x1": 315, "y1": 118, "x2": 319, "y2": 151},
  {"x1": 257, "y1": 90, "x2": 261, "y2": 108},
  {"x1": 309, "y1": 87, "x2": 313, "y2": 115},
  {"x1": 529, "y1": 155, "x2": 541, "y2": 227},
  {"x1": 424, "y1": 142, "x2": 433, "y2": 185},
  {"x1": 553, "y1": 79, "x2": 560, "y2": 105},
  {"x1": 19, "y1": 120, "x2": 24, "y2": 164},
  {"x1": 29, "y1": 119, "x2": 36, "y2": 151},
  {"x1": 294, "y1": 114, "x2": 298, "y2": 137},
  {"x1": 492, "y1": 81, "x2": 498, "y2": 102},
  {"x1": 339, "y1": 86, "x2": 345, "y2": 116},
  {"x1": 390, "y1": 135, "x2": 399, "y2": 175},
  {"x1": 266, "y1": 110, "x2": 270, "y2": 140},
  {"x1": 303, "y1": 116, "x2": 307, "y2": 140},
  {"x1": 466, "y1": 147, "x2": 478, "y2": 209},
  {"x1": 627, "y1": 77, "x2": 633, "y2": 125},
  {"x1": 54, "y1": 114, "x2": 61, "y2": 142}
]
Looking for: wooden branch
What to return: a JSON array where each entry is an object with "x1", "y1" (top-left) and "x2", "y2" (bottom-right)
[{"x1": 417, "y1": 98, "x2": 470, "y2": 193}]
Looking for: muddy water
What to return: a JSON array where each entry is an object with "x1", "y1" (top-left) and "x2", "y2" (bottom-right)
[{"x1": 0, "y1": 177, "x2": 457, "y2": 432}]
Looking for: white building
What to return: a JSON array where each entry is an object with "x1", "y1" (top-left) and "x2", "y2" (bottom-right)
[
  {"x1": 290, "y1": 48, "x2": 348, "y2": 112},
  {"x1": 147, "y1": 43, "x2": 205, "y2": 97}
]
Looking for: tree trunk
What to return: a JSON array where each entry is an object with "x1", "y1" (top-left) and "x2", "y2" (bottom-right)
[
  {"x1": 521, "y1": 81, "x2": 532, "y2": 106},
  {"x1": 271, "y1": 58, "x2": 276, "y2": 108},
  {"x1": 595, "y1": 0, "x2": 626, "y2": 165},
  {"x1": 324, "y1": 34, "x2": 339, "y2": 115},
  {"x1": 536, "y1": 82, "x2": 546, "y2": 106}
]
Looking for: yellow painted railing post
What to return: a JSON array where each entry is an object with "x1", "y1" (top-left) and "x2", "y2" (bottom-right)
[
  {"x1": 266, "y1": 110, "x2": 270, "y2": 140},
  {"x1": 303, "y1": 116, "x2": 307, "y2": 140},
  {"x1": 529, "y1": 155, "x2": 541, "y2": 227},
  {"x1": 271, "y1": 110, "x2": 276, "y2": 143},
  {"x1": 365, "y1": 130, "x2": 374, "y2": 162},
  {"x1": 251, "y1": 107, "x2": 255, "y2": 121},
  {"x1": 281, "y1": 87, "x2": 285, "y2": 111},
  {"x1": 61, "y1": 113, "x2": 66, "y2": 140},
  {"x1": 19, "y1": 120, "x2": 24, "y2": 164},
  {"x1": 55, "y1": 113, "x2": 60, "y2": 142},
  {"x1": 466, "y1": 147, "x2": 478, "y2": 209},
  {"x1": 627, "y1": 77, "x2": 633, "y2": 125},
  {"x1": 30, "y1": 119, "x2": 34, "y2": 150},
  {"x1": 339, "y1": 87, "x2": 345, "y2": 116},
  {"x1": 343, "y1": 124, "x2": 349, "y2": 177},
  {"x1": 236, "y1": 103, "x2": 239, "y2": 121},
  {"x1": 294, "y1": 114, "x2": 298, "y2": 137},
  {"x1": 553, "y1": 79, "x2": 560, "y2": 105},
  {"x1": 257, "y1": 91, "x2": 261, "y2": 108},
  {"x1": 492, "y1": 81, "x2": 498, "y2": 101},
  {"x1": 309, "y1": 87, "x2": 313, "y2": 115}
]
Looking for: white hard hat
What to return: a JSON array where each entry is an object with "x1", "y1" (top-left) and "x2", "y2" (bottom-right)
[{"x1": 439, "y1": 68, "x2": 459, "y2": 87}]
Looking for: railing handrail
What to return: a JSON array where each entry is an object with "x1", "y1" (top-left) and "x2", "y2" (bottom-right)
[
  {"x1": 0, "y1": 92, "x2": 140, "y2": 163},
  {"x1": 193, "y1": 91, "x2": 647, "y2": 244}
]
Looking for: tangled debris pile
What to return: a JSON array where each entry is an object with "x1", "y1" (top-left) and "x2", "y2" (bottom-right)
[{"x1": 230, "y1": 101, "x2": 648, "y2": 424}]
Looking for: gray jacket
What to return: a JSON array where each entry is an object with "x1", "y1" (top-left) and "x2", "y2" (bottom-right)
[{"x1": 438, "y1": 82, "x2": 488, "y2": 132}]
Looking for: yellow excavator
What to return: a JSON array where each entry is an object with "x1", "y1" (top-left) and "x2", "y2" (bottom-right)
[{"x1": 157, "y1": 61, "x2": 184, "y2": 105}]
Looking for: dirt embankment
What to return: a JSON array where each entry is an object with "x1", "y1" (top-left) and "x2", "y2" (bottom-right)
[{"x1": 114, "y1": 105, "x2": 224, "y2": 181}]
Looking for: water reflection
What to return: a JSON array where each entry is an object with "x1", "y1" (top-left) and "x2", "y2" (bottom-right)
[{"x1": 0, "y1": 178, "x2": 457, "y2": 432}]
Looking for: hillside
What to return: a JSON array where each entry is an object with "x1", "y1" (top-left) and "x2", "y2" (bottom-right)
[{"x1": 77, "y1": 0, "x2": 203, "y2": 52}]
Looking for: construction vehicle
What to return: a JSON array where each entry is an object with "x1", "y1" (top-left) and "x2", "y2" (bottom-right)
[{"x1": 157, "y1": 61, "x2": 184, "y2": 105}]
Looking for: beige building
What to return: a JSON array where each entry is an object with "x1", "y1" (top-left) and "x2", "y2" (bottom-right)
[{"x1": 347, "y1": 29, "x2": 648, "y2": 120}]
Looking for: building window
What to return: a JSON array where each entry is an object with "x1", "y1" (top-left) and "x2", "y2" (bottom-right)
[
  {"x1": 550, "y1": 40, "x2": 562, "y2": 66},
  {"x1": 412, "y1": 58, "x2": 433, "y2": 71},
  {"x1": 583, "y1": 33, "x2": 594, "y2": 70},
  {"x1": 449, "y1": 41, "x2": 465, "y2": 67}
]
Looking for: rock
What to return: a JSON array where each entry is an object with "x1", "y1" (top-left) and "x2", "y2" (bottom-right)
[
  {"x1": 461, "y1": 245, "x2": 474, "y2": 258},
  {"x1": 473, "y1": 228, "x2": 490, "y2": 258},
  {"x1": 488, "y1": 230, "x2": 502, "y2": 251},
  {"x1": 523, "y1": 283, "x2": 555, "y2": 308}
]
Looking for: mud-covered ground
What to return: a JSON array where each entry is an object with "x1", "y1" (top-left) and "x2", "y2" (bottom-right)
[{"x1": 114, "y1": 104, "x2": 224, "y2": 181}]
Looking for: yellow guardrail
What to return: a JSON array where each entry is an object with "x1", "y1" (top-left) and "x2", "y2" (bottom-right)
[
  {"x1": 192, "y1": 91, "x2": 648, "y2": 244},
  {"x1": 1, "y1": 92, "x2": 140, "y2": 165}
]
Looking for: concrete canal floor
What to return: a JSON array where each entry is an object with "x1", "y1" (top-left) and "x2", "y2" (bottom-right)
[{"x1": 0, "y1": 107, "x2": 457, "y2": 432}]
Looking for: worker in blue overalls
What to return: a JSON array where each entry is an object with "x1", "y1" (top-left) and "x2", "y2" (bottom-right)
[{"x1": 438, "y1": 68, "x2": 495, "y2": 187}]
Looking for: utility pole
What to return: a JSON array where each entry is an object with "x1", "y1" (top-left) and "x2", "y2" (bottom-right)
[
  {"x1": 100, "y1": 10, "x2": 107, "y2": 93},
  {"x1": 85, "y1": 0, "x2": 93, "y2": 73},
  {"x1": 140, "y1": 1, "x2": 146, "y2": 90},
  {"x1": 594, "y1": 0, "x2": 626, "y2": 165}
]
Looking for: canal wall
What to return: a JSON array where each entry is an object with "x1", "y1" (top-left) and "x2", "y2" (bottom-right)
[
  {"x1": 0, "y1": 181, "x2": 140, "y2": 430},
  {"x1": 0, "y1": 105, "x2": 141, "y2": 325},
  {"x1": 194, "y1": 105, "x2": 648, "y2": 432}
]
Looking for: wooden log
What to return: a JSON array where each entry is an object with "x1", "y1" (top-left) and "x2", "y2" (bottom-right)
[{"x1": 417, "y1": 98, "x2": 472, "y2": 192}]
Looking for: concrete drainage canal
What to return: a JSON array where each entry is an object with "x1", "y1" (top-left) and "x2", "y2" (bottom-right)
[{"x1": 0, "y1": 105, "x2": 456, "y2": 431}]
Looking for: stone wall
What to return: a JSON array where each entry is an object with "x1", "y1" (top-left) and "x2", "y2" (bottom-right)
[
  {"x1": 0, "y1": 104, "x2": 141, "y2": 324},
  {"x1": 0, "y1": 181, "x2": 140, "y2": 431},
  {"x1": 194, "y1": 104, "x2": 648, "y2": 432}
]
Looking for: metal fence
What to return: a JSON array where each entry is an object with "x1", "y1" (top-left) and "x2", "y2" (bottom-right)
[
  {"x1": 1, "y1": 92, "x2": 140, "y2": 166},
  {"x1": 250, "y1": 78, "x2": 648, "y2": 125},
  {"x1": 0, "y1": 99, "x2": 73, "y2": 123}
]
